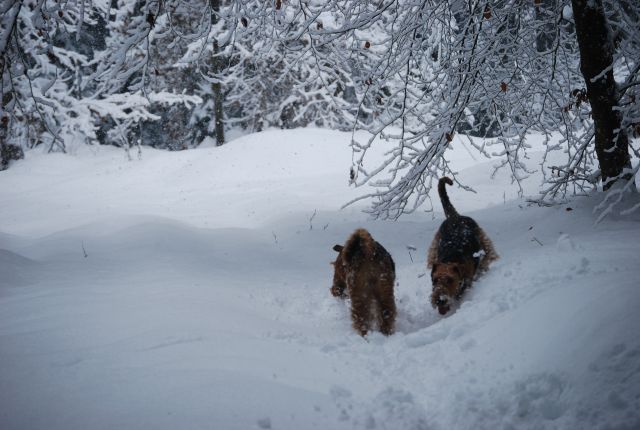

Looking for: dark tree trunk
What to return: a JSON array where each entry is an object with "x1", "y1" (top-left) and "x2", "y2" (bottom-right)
[
  {"x1": 0, "y1": 114, "x2": 9, "y2": 171},
  {"x1": 212, "y1": 44, "x2": 225, "y2": 146},
  {"x1": 571, "y1": 0, "x2": 632, "y2": 190},
  {"x1": 210, "y1": 0, "x2": 225, "y2": 146},
  {"x1": 1, "y1": 100, "x2": 24, "y2": 170}
]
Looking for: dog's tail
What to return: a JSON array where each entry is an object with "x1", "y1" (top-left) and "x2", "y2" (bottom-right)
[
  {"x1": 438, "y1": 177, "x2": 458, "y2": 218},
  {"x1": 342, "y1": 228, "x2": 376, "y2": 268}
]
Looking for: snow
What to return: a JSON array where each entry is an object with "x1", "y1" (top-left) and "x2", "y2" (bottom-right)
[{"x1": 1, "y1": 128, "x2": 639, "y2": 430}]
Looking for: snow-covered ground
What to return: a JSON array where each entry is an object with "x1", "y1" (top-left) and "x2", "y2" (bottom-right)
[{"x1": 1, "y1": 129, "x2": 639, "y2": 430}]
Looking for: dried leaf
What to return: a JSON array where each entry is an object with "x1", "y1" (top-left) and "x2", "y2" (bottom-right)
[{"x1": 483, "y1": 5, "x2": 491, "y2": 20}]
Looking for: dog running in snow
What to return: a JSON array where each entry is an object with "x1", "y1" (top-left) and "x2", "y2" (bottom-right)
[
  {"x1": 428, "y1": 177, "x2": 498, "y2": 315},
  {"x1": 331, "y1": 229, "x2": 396, "y2": 336}
]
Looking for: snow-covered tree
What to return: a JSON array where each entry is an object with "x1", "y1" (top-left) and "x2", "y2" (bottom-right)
[
  {"x1": 90, "y1": 0, "x2": 203, "y2": 151},
  {"x1": 177, "y1": 0, "x2": 356, "y2": 144},
  {"x1": 1, "y1": 0, "x2": 203, "y2": 159},
  {"x1": 1, "y1": 0, "x2": 106, "y2": 157},
  {"x1": 2, "y1": 0, "x2": 359, "y2": 158},
  {"x1": 281, "y1": 0, "x2": 639, "y2": 218},
  {"x1": 569, "y1": 0, "x2": 639, "y2": 218}
]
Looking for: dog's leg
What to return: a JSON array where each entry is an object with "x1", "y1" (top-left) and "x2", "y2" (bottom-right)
[
  {"x1": 350, "y1": 290, "x2": 371, "y2": 336},
  {"x1": 331, "y1": 277, "x2": 347, "y2": 298},
  {"x1": 377, "y1": 287, "x2": 396, "y2": 336},
  {"x1": 477, "y1": 228, "x2": 498, "y2": 273},
  {"x1": 331, "y1": 260, "x2": 348, "y2": 298},
  {"x1": 456, "y1": 278, "x2": 473, "y2": 299}
]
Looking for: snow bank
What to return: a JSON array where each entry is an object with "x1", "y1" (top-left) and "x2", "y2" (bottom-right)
[{"x1": 1, "y1": 129, "x2": 639, "y2": 430}]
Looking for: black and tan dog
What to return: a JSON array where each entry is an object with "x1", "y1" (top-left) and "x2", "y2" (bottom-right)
[
  {"x1": 428, "y1": 177, "x2": 498, "y2": 315},
  {"x1": 331, "y1": 229, "x2": 396, "y2": 336}
]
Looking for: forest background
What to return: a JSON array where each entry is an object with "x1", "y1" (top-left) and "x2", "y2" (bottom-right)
[{"x1": 1, "y1": 0, "x2": 639, "y2": 216}]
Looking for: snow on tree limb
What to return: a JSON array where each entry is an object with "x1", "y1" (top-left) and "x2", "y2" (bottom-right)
[{"x1": 289, "y1": 0, "x2": 638, "y2": 219}]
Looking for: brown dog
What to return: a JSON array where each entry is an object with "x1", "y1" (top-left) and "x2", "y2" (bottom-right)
[
  {"x1": 428, "y1": 177, "x2": 498, "y2": 315},
  {"x1": 331, "y1": 229, "x2": 396, "y2": 336}
]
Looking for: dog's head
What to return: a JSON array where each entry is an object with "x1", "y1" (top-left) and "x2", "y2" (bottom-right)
[{"x1": 430, "y1": 262, "x2": 463, "y2": 315}]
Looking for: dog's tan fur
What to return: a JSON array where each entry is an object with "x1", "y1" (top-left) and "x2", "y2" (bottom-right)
[
  {"x1": 331, "y1": 229, "x2": 396, "y2": 336},
  {"x1": 428, "y1": 177, "x2": 498, "y2": 315}
]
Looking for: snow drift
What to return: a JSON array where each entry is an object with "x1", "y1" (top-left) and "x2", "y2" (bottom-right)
[{"x1": 1, "y1": 129, "x2": 639, "y2": 430}]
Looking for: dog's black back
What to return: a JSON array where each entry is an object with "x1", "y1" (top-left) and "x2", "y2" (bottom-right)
[
  {"x1": 437, "y1": 177, "x2": 482, "y2": 268},
  {"x1": 436, "y1": 215, "x2": 481, "y2": 268}
]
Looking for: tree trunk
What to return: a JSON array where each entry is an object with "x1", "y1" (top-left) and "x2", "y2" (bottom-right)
[
  {"x1": 210, "y1": 0, "x2": 225, "y2": 146},
  {"x1": 0, "y1": 109, "x2": 24, "y2": 170},
  {"x1": 212, "y1": 46, "x2": 225, "y2": 146},
  {"x1": 571, "y1": 0, "x2": 632, "y2": 190},
  {"x1": 0, "y1": 114, "x2": 9, "y2": 171}
]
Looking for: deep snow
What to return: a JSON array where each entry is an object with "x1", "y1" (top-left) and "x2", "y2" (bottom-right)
[{"x1": 1, "y1": 129, "x2": 639, "y2": 430}]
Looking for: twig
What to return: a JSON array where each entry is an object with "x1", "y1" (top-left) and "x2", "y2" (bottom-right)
[
  {"x1": 309, "y1": 209, "x2": 317, "y2": 230},
  {"x1": 406, "y1": 244, "x2": 417, "y2": 263}
]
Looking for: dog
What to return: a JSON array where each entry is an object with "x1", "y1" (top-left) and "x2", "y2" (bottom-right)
[
  {"x1": 331, "y1": 228, "x2": 396, "y2": 336},
  {"x1": 427, "y1": 177, "x2": 498, "y2": 315}
]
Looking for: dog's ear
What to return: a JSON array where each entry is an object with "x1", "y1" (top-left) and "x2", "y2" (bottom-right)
[{"x1": 333, "y1": 244, "x2": 344, "y2": 253}]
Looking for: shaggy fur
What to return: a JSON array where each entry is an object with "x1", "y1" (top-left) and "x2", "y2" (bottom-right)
[
  {"x1": 331, "y1": 229, "x2": 396, "y2": 336},
  {"x1": 428, "y1": 177, "x2": 498, "y2": 315}
]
